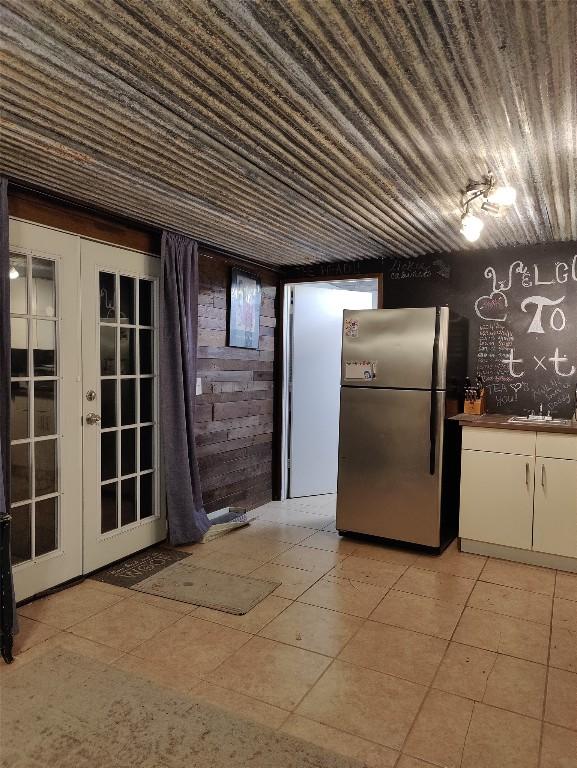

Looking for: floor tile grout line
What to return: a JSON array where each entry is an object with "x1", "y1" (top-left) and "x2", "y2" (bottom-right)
[
  {"x1": 281, "y1": 655, "x2": 408, "y2": 756},
  {"x1": 393, "y1": 542, "x2": 482, "y2": 767},
  {"x1": 18, "y1": 588, "x2": 184, "y2": 636},
  {"x1": 476, "y1": 575, "x2": 556, "y2": 597},
  {"x1": 537, "y1": 569, "x2": 557, "y2": 765},
  {"x1": 183, "y1": 675, "x2": 295, "y2": 730}
]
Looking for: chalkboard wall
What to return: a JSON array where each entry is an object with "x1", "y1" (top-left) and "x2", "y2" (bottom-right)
[{"x1": 286, "y1": 242, "x2": 577, "y2": 418}]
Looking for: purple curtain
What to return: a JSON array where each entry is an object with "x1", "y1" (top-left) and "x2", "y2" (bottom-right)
[
  {"x1": 1, "y1": 177, "x2": 17, "y2": 663},
  {"x1": 160, "y1": 231, "x2": 211, "y2": 545}
]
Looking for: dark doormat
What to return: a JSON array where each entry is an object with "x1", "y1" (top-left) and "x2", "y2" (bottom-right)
[{"x1": 89, "y1": 547, "x2": 191, "y2": 588}]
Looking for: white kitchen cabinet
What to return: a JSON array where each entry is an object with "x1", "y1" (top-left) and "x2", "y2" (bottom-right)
[
  {"x1": 462, "y1": 426, "x2": 535, "y2": 456},
  {"x1": 460, "y1": 449, "x2": 535, "y2": 549},
  {"x1": 537, "y1": 433, "x2": 577, "y2": 460},
  {"x1": 533, "y1": 458, "x2": 577, "y2": 558},
  {"x1": 459, "y1": 426, "x2": 577, "y2": 566}
]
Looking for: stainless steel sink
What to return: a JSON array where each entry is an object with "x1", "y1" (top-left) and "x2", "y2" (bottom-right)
[{"x1": 507, "y1": 416, "x2": 572, "y2": 426}]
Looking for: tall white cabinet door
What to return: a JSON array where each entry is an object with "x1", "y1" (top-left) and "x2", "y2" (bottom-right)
[
  {"x1": 533, "y1": 458, "x2": 577, "y2": 558},
  {"x1": 81, "y1": 239, "x2": 165, "y2": 572},
  {"x1": 459, "y1": 450, "x2": 535, "y2": 549},
  {"x1": 9, "y1": 219, "x2": 82, "y2": 601}
]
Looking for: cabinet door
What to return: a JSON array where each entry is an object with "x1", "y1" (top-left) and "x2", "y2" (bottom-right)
[
  {"x1": 533, "y1": 459, "x2": 577, "y2": 558},
  {"x1": 459, "y1": 450, "x2": 534, "y2": 549}
]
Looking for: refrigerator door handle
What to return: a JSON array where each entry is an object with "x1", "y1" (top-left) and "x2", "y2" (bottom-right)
[{"x1": 429, "y1": 308, "x2": 441, "y2": 475}]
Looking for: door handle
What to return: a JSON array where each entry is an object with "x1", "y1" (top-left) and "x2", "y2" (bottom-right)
[
  {"x1": 85, "y1": 412, "x2": 101, "y2": 426},
  {"x1": 541, "y1": 464, "x2": 545, "y2": 487},
  {"x1": 525, "y1": 462, "x2": 530, "y2": 486},
  {"x1": 429, "y1": 307, "x2": 441, "y2": 476}
]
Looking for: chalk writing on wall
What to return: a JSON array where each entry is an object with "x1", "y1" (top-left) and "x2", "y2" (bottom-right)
[
  {"x1": 473, "y1": 256, "x2": 577, "y2": 416},
  {"x1": 389, "y1": 258, "x2": 451, "y2": 281}
]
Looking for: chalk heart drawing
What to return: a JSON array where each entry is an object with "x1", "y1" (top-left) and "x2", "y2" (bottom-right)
[
  {"x1": 510, "y1": 382, "x2": 523, "y2": 393},
  {"x1": 475, "y1": 290, "x2": 508, "y2": 322}
]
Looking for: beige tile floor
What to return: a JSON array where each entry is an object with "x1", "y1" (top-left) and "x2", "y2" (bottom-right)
[{"x1": 5, "y1": 494, "x2": 577, "y2": 768}]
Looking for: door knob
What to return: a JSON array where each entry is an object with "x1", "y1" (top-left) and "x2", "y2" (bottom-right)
[{"x1": 85, "y1": 412, "x2": 101, "y2": 426}]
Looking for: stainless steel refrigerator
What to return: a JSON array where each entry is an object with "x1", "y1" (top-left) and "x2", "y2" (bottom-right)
[{"x1": 336, "y1": 307, "x2": 468, "y2": 551}]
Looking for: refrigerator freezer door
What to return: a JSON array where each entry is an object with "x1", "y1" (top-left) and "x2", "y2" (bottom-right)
[
  {"x1": 341, "y1": 307, "x2": 445, "y2": 390},
  {"x1": 336, "y1": 387, "x2": 445, "y2": 547}
]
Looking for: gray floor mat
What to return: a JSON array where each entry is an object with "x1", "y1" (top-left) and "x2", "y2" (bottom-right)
[{"x1": 130, "y1": 560, "x2": 281, "y2": 614}]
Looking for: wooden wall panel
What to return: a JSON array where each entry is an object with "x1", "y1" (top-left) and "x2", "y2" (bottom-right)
[{"x1": 196, "y1": 250, "x2": 278, "y2": 513}]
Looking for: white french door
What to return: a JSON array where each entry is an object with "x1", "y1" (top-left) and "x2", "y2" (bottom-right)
[
  {"x1": 9, "y1": 220, "x2": 165, "y2": 601},
  {"x1": 81, "y1": 239, "x2": 164, "y2": 572},
  {"x1": 9, "y1": 221, "x2": 82, "y2": 601}
]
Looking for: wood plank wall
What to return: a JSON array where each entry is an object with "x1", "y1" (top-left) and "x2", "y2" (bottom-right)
[{"x1": 195, "y1": 250, "x2": 278, "y2": 513}]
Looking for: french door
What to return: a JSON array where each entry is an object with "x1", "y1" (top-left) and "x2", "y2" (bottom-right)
[
  {"x1": 81, "y1": 239, "x2": 164, "y2": 572},
  {"x1": 9, "y1": 221, "x2": 82, "y2": 601},
  {"x1": 9, "y1": 220, "x2": 165, "y2": 601}
]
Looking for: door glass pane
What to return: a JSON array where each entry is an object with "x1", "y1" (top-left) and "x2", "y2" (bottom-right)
[
  {"x1": 121, "y1": 477, "x2": 137, "y2": 526},
  {"x1": 119, "y1": 276, "x2": 136, "y2": 325},
  {"x1": 33, "y1": 320, "x2": 56, "y2": 376},
  {"x1": 140, "y1": 426, "x2": 153, "y2": 471},
  {"x1": 35, "y1": 439, "x2": 57, "y2": 496},
  {"x1": 35, "y1": 497, "x2": 58, "y2": 556},
  {"x1": 100, "y1": 326, "x2": 117, "y2": 375},
  {"x1": 11, "y1": 443, "x2": 30, "y2": 503},
  {"x1": 11, "y1": 318, "x2": 28, "y2": 377},
  {"x1": 101, "y1": 483, "x2": 117, "y2": 533},
  {"x1": 10, "y1": 381, "x2": 29, "y2": 440},
  {"x1": 101, "y1": 431, "x2": 117, "y2": 482},
  {"x1": 34, "y1": 380, "x2": 56, "y2": 436},
  {"x1": 140, "y1": 378, "x2": 153, "y2": 422},
  {"x1": 121, "y1": 380, "x2": 136, "y2": 425},
  {"x1": 101, "y1": 380, "x2": 117, "y2": 428},
  {"x1": 139, "y1": 329, "x2": 152, "y2": 375},
  {"x1": 10, "y1": 255, "x2": 28, "y2": 314},
  {"x1": 11, "y1": 504, "x2": 32, "y2": 564},
  {"x1": 139, "y1": 279, "x2": 152, "y2": 326},
  {"x1": 121, "y1": 428, "x2": 136, "y2": 475},
  {"x1": 119, "y1": 328, "x2": 135, "y2": 374},
  {"x1": 140, "y1": 473, "x2": 154, "y2": 518},
  {"x1": 31, "y1": 258, "x2": 56, "y2": 317},
  {"x1": 99, "y1": 272, "x2": 116, "y2": 321}
]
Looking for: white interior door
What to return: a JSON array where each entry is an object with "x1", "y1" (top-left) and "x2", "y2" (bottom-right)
[
  {"x1": 289, "y1": 283, "x2": 374, "y2": 498},
  {"x1": 81, "y1": 239, "x2": 165, "y2": 572},
  {"x1": 9, "y1": 220, "x2": 82, "y2": 601}
]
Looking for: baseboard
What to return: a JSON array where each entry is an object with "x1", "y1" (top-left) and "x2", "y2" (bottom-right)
[{"x1": 460, "y1": 538, "x2": 577, "y2": 573}]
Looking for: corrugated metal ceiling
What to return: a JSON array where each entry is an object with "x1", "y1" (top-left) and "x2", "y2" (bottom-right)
[{"x1": 1, "y1": 0, "x2": 575, "y2": 265}]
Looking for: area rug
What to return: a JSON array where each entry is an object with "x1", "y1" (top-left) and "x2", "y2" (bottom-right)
[
  {"x1": 1, "y1": 649, "x2": 364, "y2": 768},
  {"x1": 89, "y1": 546, "x2": 191, "y2": 588},
  {"x1": 131, "y1": 560, "x2": 281, "y2": 615}
]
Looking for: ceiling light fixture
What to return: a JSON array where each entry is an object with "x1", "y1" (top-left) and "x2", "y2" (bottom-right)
[
  {"x1": 460, "y1": 212, "x2": 484, "y2": 242},
  {"x1": 459, "y1": 172, "x2": 516, "y2": 241},
  {"x1": 488, "y1": 184, "x2": 517, "y2": 207},
  {"x1": 9, "y1": 266, "x2": 19, "y2": 280}
]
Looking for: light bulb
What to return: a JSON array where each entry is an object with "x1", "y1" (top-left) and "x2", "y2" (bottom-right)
[
  {"x1": 488, "y1": 185, "x2": 517, "y2": 207},
  {"x1": 460, "y1": 213, "x2": 484, "y2": 242},
  {"x1": 9, "y1": 266, "x2": 19, "y2": 280}
]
